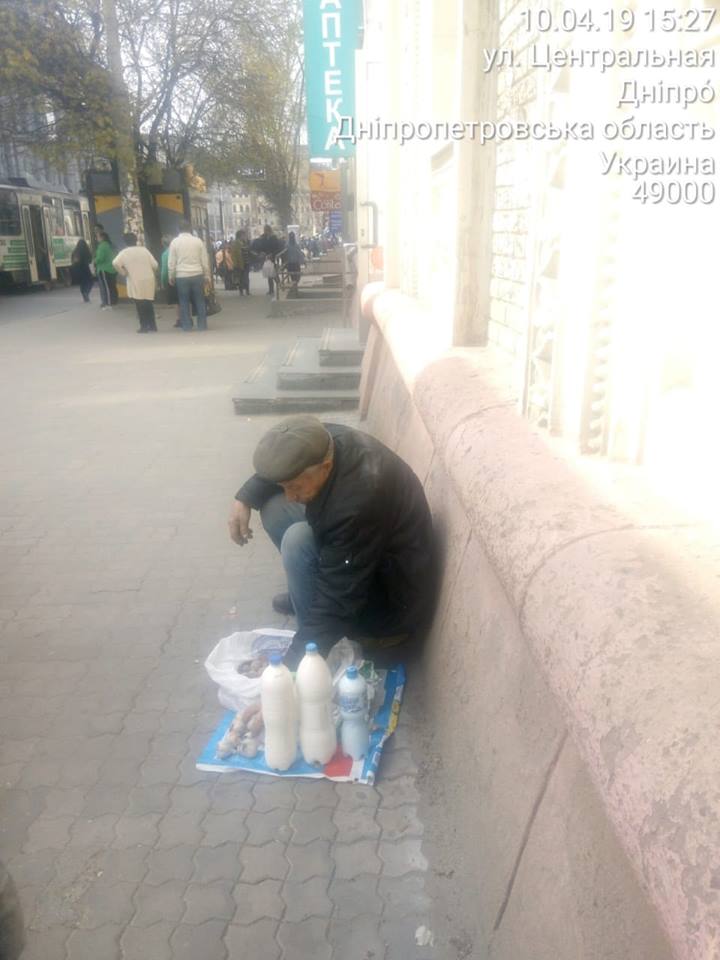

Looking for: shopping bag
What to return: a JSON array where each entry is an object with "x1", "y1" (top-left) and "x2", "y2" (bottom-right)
[
  {"x1": 205, "y1": 289, "x2": 222, "y2": 316},
  {"x1": 204, "y1": 628, "x2": 295, "y2": 711}
]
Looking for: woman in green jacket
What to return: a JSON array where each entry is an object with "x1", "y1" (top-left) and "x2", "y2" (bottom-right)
[{"x1": 94, "y1": 231, "x2": 118, "y2": 308}]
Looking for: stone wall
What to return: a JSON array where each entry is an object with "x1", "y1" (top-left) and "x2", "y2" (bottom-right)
[
  {"x1": 487, "y1": 0, "x2": 542, "y2": 357},
  {"x1": 360, "y1": 287, "x2": 720, "y2": 960}
]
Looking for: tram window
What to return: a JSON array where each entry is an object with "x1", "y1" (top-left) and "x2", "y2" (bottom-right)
[
  {"x1": 44, "y1": 197, "x2": 64, "y2": 235},
  {"x1": 63, "y1": 200, "x2": 82, "y2": 237},
  {"x1": 53, "y1": 199, "x2": 65, "y2": 235},
  {"x1": 0, "y1": 191, "x2": 21, "y2": 236}
]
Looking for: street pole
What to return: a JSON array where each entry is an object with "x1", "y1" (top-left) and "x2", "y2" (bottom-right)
[
  {"x1": 219, "y1": 193, "x2": 225, "y2": 239},
  {"x1": 102, "y1": 0, "x2": 144, "y2": 240}
]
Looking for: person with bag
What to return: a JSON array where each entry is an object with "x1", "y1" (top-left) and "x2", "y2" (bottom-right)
[
  {"x1": 94, "y1": 231, "x2": 118, "y2": 309},
  {"x1": 70, "y1": 238, "x2": 94, "y2": 303},
  {"x1": 262, "y1": 254, "x2": 277, "y2": 296},
  {"x1": 168, "y1": 220, "x2": 211, "y2": 331}
]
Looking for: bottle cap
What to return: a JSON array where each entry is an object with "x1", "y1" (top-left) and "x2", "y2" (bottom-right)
[
  {"x1": 269, "y1": 652, "x2": 282, "y2": 666},
  {"x1": 346, "y1": 665, "x2": 358, "y2": 678},
  {"x1": 305, "y1": 642, "x2": 318, "y2": 653}
]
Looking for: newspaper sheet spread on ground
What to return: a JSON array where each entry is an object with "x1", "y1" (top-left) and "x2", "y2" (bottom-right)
[{"x1": 196, "y1": 665, "x2": 405, "y2": 785}]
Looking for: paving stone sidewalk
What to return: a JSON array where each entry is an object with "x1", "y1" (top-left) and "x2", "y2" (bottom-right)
[{"x1": 0, "y1": 286, "x2": 437, "y2": 959}]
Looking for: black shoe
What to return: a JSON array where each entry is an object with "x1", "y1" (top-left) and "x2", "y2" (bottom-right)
[{"x1": 272, "y1": 592, "x2": 294, "y2": 616}]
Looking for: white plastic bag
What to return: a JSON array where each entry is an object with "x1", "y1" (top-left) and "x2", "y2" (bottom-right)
[
  {"x1": 326, "y1": 638, "x2": 382, "y2": 718},
  {"x1": 327, "y1": 637, "x2": 364, "y2": 688},
  {"x1": 205, "y1": 628, "x2": 295, "y2": 712}
]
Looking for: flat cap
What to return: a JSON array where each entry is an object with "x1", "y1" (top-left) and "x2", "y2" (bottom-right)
[{"x1": 253, "y1": 415, "x2": 331, "y2": 482}]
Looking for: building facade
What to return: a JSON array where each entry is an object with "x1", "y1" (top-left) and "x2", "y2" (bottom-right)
[
  {"x1": 356, "y1": 0, "x2": 718, "y2": 496},
  {"x1": 352, "y1": 2, "x2": 720, "y2": 959},
  {"x1": 206, "y1": 182, "x2": 283, "y2": 240},
  {"x1": 0, "y1": 109, "x2": 84, "y2": 194},
  {"x1": 206, "y1": 157, "x2": 319, "y2": 242}
]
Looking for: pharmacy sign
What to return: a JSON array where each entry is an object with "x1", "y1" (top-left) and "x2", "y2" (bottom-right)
[{"x1": 303, "y1": 0, "x2": 360, "y2": 157}]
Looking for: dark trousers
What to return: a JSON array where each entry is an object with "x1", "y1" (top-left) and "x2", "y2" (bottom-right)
[
  {"x1": 98, "y1": 272, "x2": 118, "y2": 306},
  {"x1": 134, "y1": 299, "x2": 157, "y2": 331},
  {"x1": 267, "y1": 277, "x2": 275, "y2": 294},
  {"x1": 79, "y1": 276, "x2": 94, "y2": 301},
  {"x1": 240, "y1": 266, "x2": 250, "y2": 295}
]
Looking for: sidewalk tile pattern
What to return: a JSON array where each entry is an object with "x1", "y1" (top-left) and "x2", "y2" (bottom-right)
[{"x1": 0, "y1": 288, "x2": 436, "y2": 959}]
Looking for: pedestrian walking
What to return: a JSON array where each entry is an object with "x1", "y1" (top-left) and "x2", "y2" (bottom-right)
[
  {"x1": 70, "y1": 238, "x2": 94, "y2": 303},
  {"x1": 281, "y1": 231, "x2": 305, "y2": 289},
  {"x1": 112, "y1": 233, "x2": 159, "y2": 333},
  {"x1": 217, "y1": 242, "x2": 236, "y2": 290},
  {"x1": 94, "y1": 231, "x2": 118, "y2": 308},
  {"x1": 168, "y1": 221, "x2": 211, "y2": 331},
  {"x1": 232, "y1": 230, "x2": 251, "y2": 295},
  {"x1": 262, "y1": 254, "x2": 277, "y2": 296}
]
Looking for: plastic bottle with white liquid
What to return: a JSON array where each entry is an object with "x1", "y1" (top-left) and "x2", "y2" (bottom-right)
[
  {"x1": 296, "y1": 642, "x2": 337, "y2": 765},
  {"x1": 338, "y1": 665, "x2": 370, "y2": 760},
  {"x1": 260, "y1": 653, "x2": 297, "y2": 771}
]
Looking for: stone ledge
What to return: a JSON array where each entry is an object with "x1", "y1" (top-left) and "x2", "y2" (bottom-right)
[{"x1": 367, "y1": 286, "x2": 720, "y2": 960}]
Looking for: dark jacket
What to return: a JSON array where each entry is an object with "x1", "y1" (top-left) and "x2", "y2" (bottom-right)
[
  {"x1": 232, "y1": 238, "x2": 249, "y2": 271},
  {"x1": 252, "y1": 232, "x2": 283, "y2": 259},
  {"x1": 70, "y1": 241, "x2": 93, "y2": 284},
  {"x1": 236, "y1": 423, "x2": 435, "y2": 651}
]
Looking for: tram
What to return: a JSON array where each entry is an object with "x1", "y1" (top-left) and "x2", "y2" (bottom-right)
[{"x1": 0, "y1": 181, "x2": 91, "y2": 289}]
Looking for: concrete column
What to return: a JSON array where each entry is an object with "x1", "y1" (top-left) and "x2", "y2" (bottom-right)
[
  {"x1": 384, "y1": 0, "x2": 403, "y2": 290},
  {"x1": 452, "y1": 0, "x2": 499, "y2": 346}
]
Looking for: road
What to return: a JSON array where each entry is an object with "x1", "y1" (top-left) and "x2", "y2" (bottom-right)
[{"x1": 0, "y1": 281, "x2": 442, "y2": 959}]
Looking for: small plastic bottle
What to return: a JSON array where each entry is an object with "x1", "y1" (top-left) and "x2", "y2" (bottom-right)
[
  {"x1": 296, "y1": 642, "x2": 337, "y2": 765},
  {"x1": 260, "y1": 653, "x2": 297, "y2": 771},
  {"x1": 338, "y1": 665, "x2": 370, "y2": 760}
]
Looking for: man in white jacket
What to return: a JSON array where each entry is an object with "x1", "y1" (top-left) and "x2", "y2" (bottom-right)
[
  {"x1": 168, "y1": 221, "x2": 211, "y2": 331},
  {"x1": 112, "y1": 234, "x2": 159, "y2": 333}
]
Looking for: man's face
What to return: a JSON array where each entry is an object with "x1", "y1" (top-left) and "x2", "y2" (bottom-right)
[{"x1": 280, "y1": 460, "x2": 332, "y2": 504}]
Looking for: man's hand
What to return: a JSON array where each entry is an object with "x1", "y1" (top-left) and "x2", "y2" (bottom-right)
[{"x1": 228, "y1": 500, "x2": 253, "y2": 546}]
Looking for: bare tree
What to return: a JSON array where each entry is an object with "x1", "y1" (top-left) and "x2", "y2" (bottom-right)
[
  {"x1": 1, "y1": 0, "x2": 303, "y2": 225},
  {"x1": 196, "y1": 3, "x2": 305, "y2": 225},
  {"x1": 102, "y1": 0, "x2": 144, "y2": 235}
]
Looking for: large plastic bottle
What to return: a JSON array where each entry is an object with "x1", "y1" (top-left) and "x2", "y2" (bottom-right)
[
  {"x1": 338, "y1": 665, "x2": 370, "y2": 760},
  {"x1": 260, "y1": 653, "x2": 297, "y2": 771},
  {"x1": 296, "y1": 642, "x2": 337, "y2": 765}
]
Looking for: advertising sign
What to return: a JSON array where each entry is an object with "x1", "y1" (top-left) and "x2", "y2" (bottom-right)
[
  {"x1": 310, "y1": 169, "x2": 342, "y2": 212},
  {"x1": 303, "y1": 0, "x2": 360, "y2": 158}
]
